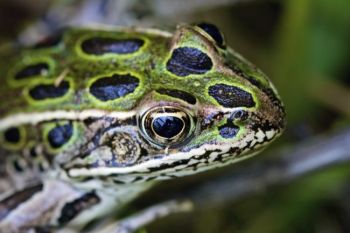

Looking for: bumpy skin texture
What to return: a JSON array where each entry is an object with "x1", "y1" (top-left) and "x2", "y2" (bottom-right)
[{"x1": 0, "y1": 24, "x2": 285, "y2": 231}]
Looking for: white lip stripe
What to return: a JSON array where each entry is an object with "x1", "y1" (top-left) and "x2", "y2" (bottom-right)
[
  {"x1": 0, "y1": 109, "x2": 136, "y2": 130},
  {"x1": 66, "y1": 130, "x2": 277, "y2": 178}
]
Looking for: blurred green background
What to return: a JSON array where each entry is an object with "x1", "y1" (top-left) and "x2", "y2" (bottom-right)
[{"x1": 0, "y1": 0, "x2": 349, "y2": 232}]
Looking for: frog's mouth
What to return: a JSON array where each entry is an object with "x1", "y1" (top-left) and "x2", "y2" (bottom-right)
[
  {"x1": 65, "y1": 125, "x2": 281, "y2": 184},
  {"x1": 62, "y1": 104, "x2": 284, "y2": 184}
]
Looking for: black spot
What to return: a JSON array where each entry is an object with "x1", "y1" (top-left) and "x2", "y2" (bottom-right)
[
  {"x1": 197, "y1": 22, "x2": 225, "y2": 48},
  {"x1": 218, "y1": 122, "x2": 239, "y2": 138},
  {"x1": 30, "y1": 147, "x2": 37, "y2": 158},
  {"x1": 29, "y1": 81, "x2": 69, "y2": 100},
  {"x1": 33, "y1": 33, "x2": 62, "y2": 49},
  {"x1": 32, "y1": 226, "x2": 53, "y2": 233},
  {"x1": 47, "y1": 123, "x2": 73, "y2": 148},
  {"x1": 4, "y1": 127, "x2": 20, "y2": 144},
  {"x1": 227, "y1": 63, "x2": 283, "y2": 110},
  {"x1": 81, "y1": 38, "x2": 144, "y2": 55},
  {"x1": 152, "y1": 116, "x2": 184, "y2": 138},
  {"x1": 90, "y1": 74, "x2": 139, "y2": 101},
  {"x1": 208, "y1": 83, "x2": 255, "y2": 108},
  {"x1": 166, "y1": 47, "x2": 213, "y2": 76},
  {"x1": 156, "y1": 89, "x2": 197, "y2": 104},
  {"x1": 58, "y1": 192, "x2": 100, "y2": 225},
  {"x1": 15, "y1": 63, "x2": 49, "y2": 80},
  {"x1": 12, "y1": 160, "x2": 24, "y2": 172},
  {"x1": 38, "y1": 163, "x2": 46, "y2": 173}
]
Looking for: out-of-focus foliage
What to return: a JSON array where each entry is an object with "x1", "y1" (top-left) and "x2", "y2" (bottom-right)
[
  {"x1": 149, "y1": 1, "x2": 350, "y2": 232},
  {"x1": 0, "y1": 0, "x2": 349, "y2": 232}
]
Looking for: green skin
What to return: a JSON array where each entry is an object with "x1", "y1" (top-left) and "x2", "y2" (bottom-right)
[{"x1": 0, "y1": 24, "x2": 285, "y2": 232}]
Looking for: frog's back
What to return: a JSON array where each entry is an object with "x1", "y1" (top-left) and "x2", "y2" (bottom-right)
[
  {"x1": 0, "y1": 27, "x2": 172, "y2": 115},
  {"x1": 0, "y1": 26, "x2": 175, "y2": 192}
]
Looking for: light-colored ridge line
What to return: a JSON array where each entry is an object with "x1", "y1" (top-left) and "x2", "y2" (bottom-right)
[{"x1": 0, "y1": 109, "x2": 136, "y2": 130}]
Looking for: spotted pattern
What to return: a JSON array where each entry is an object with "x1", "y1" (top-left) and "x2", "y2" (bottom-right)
[
  {"x1": 166, "y1": 47, "x2": 212, "y2": 76},
  {"x1": 29, "y1": 81, "x2": 69, "y2": 101},
  {"x1": 218, "y1": 121, "x2": 239, "y2": 138},
  {"x1": 208, "y1": 83, "x2": 255, "y2": 108},
  {"x1": 4, "y1": 127, "x2": 20, "y2": 144},
  {"x1": 89, "y1": 74, "x2": 139, "y2": 101},
  {"x1": 14, "y1": 63, "x2": 49, "y2": 80},
  {"x1": 47, "y1": 123, "x2": 73, "y2": 148},
  {"x1": 156, "y1": 89, "x2": 197, "y2": 105},
  {"x1": 81, "y1": 37, "x2": 144, "y2": 55}
]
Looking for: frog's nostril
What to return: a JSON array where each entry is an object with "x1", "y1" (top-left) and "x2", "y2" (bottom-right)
[{"x1": 230, "y1": 110, "x2": 249, "y2": 121}]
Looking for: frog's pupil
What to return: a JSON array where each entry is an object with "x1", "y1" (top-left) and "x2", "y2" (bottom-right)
[
  {"x1": 152, "y1": 116, "x2": 184, "y2": 139},
  {"x1": 197, "y1": 23, "x2": 224, "y2": 47}
]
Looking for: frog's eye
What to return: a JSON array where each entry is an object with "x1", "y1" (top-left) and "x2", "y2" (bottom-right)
[
  {"x1": 196, "y1": 22, "x2": 226, "y2": 48},
  {"x1": 140, "y1": 106, "x2": 194, "y2": 148}
]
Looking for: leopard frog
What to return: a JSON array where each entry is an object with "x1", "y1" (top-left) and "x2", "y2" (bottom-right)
[{"x1": 0, "y1": 23, "x2": 285, "y2": 232}]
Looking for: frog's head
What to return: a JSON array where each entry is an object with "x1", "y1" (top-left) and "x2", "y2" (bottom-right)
[{"x1": 66, "y1": 23, "x2": 285, "y2": 182}]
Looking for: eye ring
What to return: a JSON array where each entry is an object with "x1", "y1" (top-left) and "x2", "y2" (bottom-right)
[{"x1": 139, "y1": 106, "x2": 195, "y2": 148}]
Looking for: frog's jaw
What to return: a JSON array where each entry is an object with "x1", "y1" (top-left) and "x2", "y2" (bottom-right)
[
  {"x1": 65, "y1": 122, "x2": 281, "y2": 184},
  {"x1": 63, "y1": 95, "x2": 285, "y2": 184}
]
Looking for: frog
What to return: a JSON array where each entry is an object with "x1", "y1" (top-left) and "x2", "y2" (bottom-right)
[{"x1": 0, "y1": 22, "x2": 285, "y2": 233}]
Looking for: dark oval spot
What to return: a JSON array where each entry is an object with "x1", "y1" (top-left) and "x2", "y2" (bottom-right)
[
  {"x1": 4, "y1": 127, "x2": 20, "y2": 144},
  {"x1": 47, "y1": 123, "x2": 73, "y2": 148},
  {"x1": 29, "y1": 81, "x2": 69, "y2": 101},
  {"x1": 12, "y1": 160, "x2": 24, "y2": 173},
  {"x1": 152, "y1": 116, "x2": 184, "y2": 138},
  {"x1": 208, "y1": 83, "x2": 255, "y2": 108},
  {"x1": 156, "y1": 89, "x2": 197, "y2": 105},
  {"x1": 33, "y1": 32, "x2": 63, "y2": 49},
  {"x1": 81, "y1": 38, "x2": 144, "y2": 55},
  {"x1": 218, "y1": 122, "x2": 239, "y2": 139},
  {"x1": 58, "y1": 192, "x2": 100, "y2": 225},
  {"x1": 90, "y1": 74, "x2": 139, "y2": 101},
  {"x1": 166, "y1": 47, "x2": 213, "y2": 76},
  {"x1": 197, "y1": 23, "x2": 225, "y2": 48},
  {"x1": 15, "y1": 63, "x2": 49, "y2": 80},
  {"x1": 30, "y1": 147, "x2": 37, "y2": 158},
  {"x1": 38, "y1": 163, "x2": 46, "y2": 173}
]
